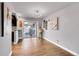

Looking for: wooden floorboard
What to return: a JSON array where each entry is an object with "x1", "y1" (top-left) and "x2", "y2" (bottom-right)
[{"x1": 12, "y1": 38, "x2": 73, "y2": 56}]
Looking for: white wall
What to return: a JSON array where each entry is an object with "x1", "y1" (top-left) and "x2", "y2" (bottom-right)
[
  {"x1": 44, "y1": 3, "x2": 79, "y2": 55},
  {"x1": 0, "y1": 3, "x2": 13, "y2": 56}
]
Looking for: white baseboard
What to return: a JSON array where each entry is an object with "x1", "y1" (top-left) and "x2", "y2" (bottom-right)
[
  {"x1": 44, "y1": 37, "x2": 78, "y2": 56},
  {"x1": 9, "y1": 51, "x2": 12, "y2": 56}
]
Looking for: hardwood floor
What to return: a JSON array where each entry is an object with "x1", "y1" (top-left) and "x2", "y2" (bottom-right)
[{"x1": 12, "y1": 38, "x2": 73, "y2": 56}]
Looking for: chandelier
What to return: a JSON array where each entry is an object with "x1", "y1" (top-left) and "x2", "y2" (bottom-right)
[{"x1": 34, "y1": 9, "x2": 41, "y2": 18}]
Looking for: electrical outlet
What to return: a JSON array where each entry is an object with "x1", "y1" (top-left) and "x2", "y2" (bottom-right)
[{"x1": 57, "y1": 40, "x2": 59, "y2": 43}]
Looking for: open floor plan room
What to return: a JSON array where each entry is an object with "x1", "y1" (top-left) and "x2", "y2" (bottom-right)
[{"x1": 0, "y1": 2, "x2": 79, "y2": 56}]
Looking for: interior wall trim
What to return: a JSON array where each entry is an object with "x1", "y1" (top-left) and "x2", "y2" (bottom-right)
[
  {"x1": 9, "y1": 51, "x2": 12, "y2": 56},
  {"x1": 44, "y1": 37, "x2": 78, "y2": 56}
]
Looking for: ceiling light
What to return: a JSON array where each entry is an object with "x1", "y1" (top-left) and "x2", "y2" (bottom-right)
[{"x1": 36, "y1": 10, "x2": 39, "y2": 13}]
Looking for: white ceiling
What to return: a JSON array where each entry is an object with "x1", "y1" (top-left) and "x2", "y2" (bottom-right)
[{"x1": 11, "y1": 2, "x2": 74, "y2": 19}]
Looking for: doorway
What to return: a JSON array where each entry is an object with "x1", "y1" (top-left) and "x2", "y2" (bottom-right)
[
  {"x1": 23, "y1": 21, "x2": 37, "y2": 38},
  {"x1": 11, "y1": 14, "x2": 17, "y2": 43}
]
